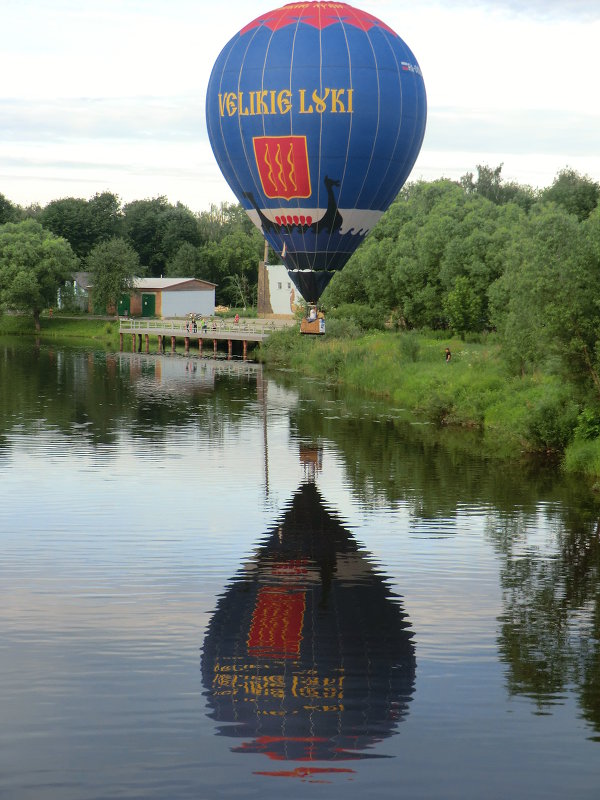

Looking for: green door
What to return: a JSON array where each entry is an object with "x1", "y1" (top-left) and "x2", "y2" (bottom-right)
[
  {"x1": 117, "y1": 294, "x2": 130, "y2": 316},
  {"x1": 142, "y1": 293, "x2": 156, "y2": 317}
]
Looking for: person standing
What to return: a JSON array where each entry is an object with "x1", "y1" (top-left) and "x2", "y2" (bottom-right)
[{"x1": 445, "y1": 347, "x2": 451, "y2": 363}]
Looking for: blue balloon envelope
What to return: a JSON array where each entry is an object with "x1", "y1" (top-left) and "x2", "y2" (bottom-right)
[{"x1": 206, "y1": 1, "x2": 427, "y2": 302}]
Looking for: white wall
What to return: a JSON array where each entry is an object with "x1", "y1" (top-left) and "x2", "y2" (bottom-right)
[
  {"x1": 267, "y1": 264, "x2": 303, "y2": 315},
  {"x1": 161, "y1": 289, "x2": 215, "y2": 318}
]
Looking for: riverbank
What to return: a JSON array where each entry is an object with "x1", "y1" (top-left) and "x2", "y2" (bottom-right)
[
  {"x1": 4, "y1": 313, "x2": 600, "y2": 480},
  {"x1": 258, "y1": 325, "x2": 600, "y2": 481},
  {"x1": 0, "y1": 314, "x2": 120, "y2": 345}
]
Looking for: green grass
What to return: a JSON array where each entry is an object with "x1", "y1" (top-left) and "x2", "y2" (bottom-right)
[
  {"x1": 0, "y1": 313, "x2": 120, "y2": 345},
  {"x1": 563, "y1": 438, "x2": 600, "y2": 484},
  {"x1": 260, "y1": 327, "x2": 600, "y2": 473}
]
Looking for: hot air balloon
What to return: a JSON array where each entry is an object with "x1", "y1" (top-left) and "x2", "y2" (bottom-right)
[{"x1": 205, "y1": 1, "x2": 427, "y2": 306}]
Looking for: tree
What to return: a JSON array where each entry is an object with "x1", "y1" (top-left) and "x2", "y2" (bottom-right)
[
  {"x1": 197, "y1": 202, "x2": 254, "y2": 242},
  {"x1": 0, "y1": 219, "x2": 77, "y2": 329},
  {"x1": 86, "y1": 237, "x2": 139, "y2": 313},
  {"x1": 198, "y1": 228, "x2": 263, "y2": 305},
  {"x1": 39, "y1": 193, "x2": 123, "y2": 259},
  {"x1": 39, "y1": 197, "x2": 94, "y2": 258},
  {"x1": 443, "y1": 276, "x2": 482, "y2": 335},
  {"x1": 165, "y1": 241, "x2": 202, "y2": 277},
  {"x1": 540, "y1": 168, "x2": 600, "y2": 221},
  {"x1": 460, "y1": 163, "x2": 536, "y2": 211},
  {"x1": 0, "y1": 193, "x2": 22, "y2": 224},
  {"x1": 489, "y1": 203, "x2": 600, "y2": 397},
  {"x1": 88, "y1": 192, "x2": 123, "y2": 242},
  {"x1": 122, "y1": 197, "x2": 201, "y2": 277}
]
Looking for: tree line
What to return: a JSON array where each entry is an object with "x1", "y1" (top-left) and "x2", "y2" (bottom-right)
[
  {"x1": 324, "y1": 165, "x2": 600, "y2": 404},
  {"x1": 1, "y1": 164, "x2": 599, "y2": 401},
  {"x1": 0, "y1": 192, "x2": 266, "y2": 324}
]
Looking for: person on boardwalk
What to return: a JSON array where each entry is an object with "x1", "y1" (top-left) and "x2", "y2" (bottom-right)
[{"x1": 445, "y1": 347, "x2": 451, "y2": 363}]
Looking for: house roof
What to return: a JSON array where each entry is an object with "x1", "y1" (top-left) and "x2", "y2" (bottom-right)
[{"x1": 132, "y1": 277, "x2": 216, "y2": 290}]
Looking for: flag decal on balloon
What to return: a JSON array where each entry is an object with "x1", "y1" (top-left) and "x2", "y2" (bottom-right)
[{"x1": 253, "y1": 136, "x2": 312, "y2": 200}]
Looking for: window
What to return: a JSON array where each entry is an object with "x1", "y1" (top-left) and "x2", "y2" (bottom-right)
[{"x1": 277, "y1": 282, "x2": 282, "y2": 289}]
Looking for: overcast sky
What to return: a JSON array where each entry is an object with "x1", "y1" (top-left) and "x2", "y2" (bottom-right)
[{"x1": 1, "y1": 0, "x2": 599, "y2": 212}]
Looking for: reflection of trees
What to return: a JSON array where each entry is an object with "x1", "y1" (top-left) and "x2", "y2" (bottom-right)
[
  {"x1": 274, "y1": 370, "x2": 580, "y2": 522},
  {"x1": 201, "y1": 483, "x2": 415, "y2": 773},
  {"x1": 0, "y1": 340, "x2": 259, "y2": 449},
  {"x1": 267, "y1": 371, "x2": 600, "y2": 737},
  {"x1": 488, "y1": 505, "x2": 600, "y2": 736}
]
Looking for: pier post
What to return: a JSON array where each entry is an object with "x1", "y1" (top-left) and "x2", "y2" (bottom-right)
[
  {"x1": 228, "y1": 339, "x2": 232, "y2": 359},
  {"x1": 243, "y1": 340, "x2": 247, "y2": 360},
  {"x1": 213, "y1": 339, "x2": 218, "y2": 357},
  {"x1": 198, "y1": 338, "x2": 203, "y2": 355},
  {"x1": 131, "y1": 334, "x2": 136, "y2": 352},
  {"x1": 145, "y1": 334, "x2": 149, "y2": 353},
  {"x1": 158, "y1": 335, "x2": 163, "y2": 353},
  {"x1": 171, "y1": 336, "x2": 176, "y2": 353},
  {"x1": 119, "y1": 333, "x2": 123, "y2": 351},
  {"x1": 185, "y1": 337, "x2": 190, "y2": 353}
]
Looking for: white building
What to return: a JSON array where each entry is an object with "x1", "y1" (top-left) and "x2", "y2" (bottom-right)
[{"x1": 257, "y1": 263, "x2": 304, "y2": 317}]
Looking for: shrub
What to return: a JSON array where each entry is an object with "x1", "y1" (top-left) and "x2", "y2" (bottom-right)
[
  {"x1": 419, "y1": 390, "x2": 455, "y2": 425},
  {"x1": 324, "y1": 317, "x2": 363, "y2": 340},
  {"x1": 573, "y1": 407, "x2": 600, "y2": 441},
  {"x1": 328, "y1": 303, "x2": 386, "y2": 331},
  {"x1": 525, "y1": 394, "x2": 579, "y2": 452},
  {"x1": 563, "y1": 438, "x2": 600, "y2": 477},
  {"x1": 399, "y1": 332, "x2": 421, "y2": 362}
]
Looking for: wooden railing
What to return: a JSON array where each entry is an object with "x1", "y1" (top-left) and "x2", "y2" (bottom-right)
[{"x1": 119, "y1": 317, "x2": 282, "y2": 342}]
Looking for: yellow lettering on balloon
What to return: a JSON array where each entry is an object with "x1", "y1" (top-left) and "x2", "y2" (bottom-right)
[
  {"x1": 312, "y1": 88, "x2": 330, "y2": 114},
  {"x1": 330, "y1": 88, "x2": 348, "y2": 113},
  {"x1": 256, "y1": 91, "x2": 269, "y2": 115},
  {"x1": 238, "y1": 92, "x2": 249, "y2": 116},
  {"x1": 278, "y1": 89, "x2": 292, "y2": 114},
  {"x1": 218, "y1": 87, "x2": 354, "y2": 117},
  {"x1": 226, "y1": 93, "x2": 237, "y2": 116},
  {"x1": 298, "y1": 89, "x2": 313, "y2": 113}
]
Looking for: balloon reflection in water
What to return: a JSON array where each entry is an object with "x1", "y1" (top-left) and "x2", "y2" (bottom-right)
[{"x1": 201, "y1": 483, "x2": 415, "y2": 775}]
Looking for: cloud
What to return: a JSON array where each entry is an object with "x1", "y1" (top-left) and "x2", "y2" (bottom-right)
[
  {"x1": 422, "y1": 0, "x2": 600, "y2": 21},
  {"x1": 0, "y1": 97, "x2": 204, "y2": 143},
  {"x1": 426, "y1": 107, "x2": 600, "y2": 157}
]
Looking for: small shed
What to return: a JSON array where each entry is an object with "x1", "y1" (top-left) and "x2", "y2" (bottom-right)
[{"x1": 118, "y1": 277, "x2": 216, "y2": 319}]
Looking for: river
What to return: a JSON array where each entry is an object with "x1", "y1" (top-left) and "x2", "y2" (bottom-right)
[{"x1": 1, "y1": 339, "x2": 599, "y2": 799}]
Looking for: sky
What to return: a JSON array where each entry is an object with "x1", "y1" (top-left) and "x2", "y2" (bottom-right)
[{"x1": 1, "y1": 0, "x2": 599, "y2": 213}]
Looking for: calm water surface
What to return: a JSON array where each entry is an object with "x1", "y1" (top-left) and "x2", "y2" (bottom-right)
[{"x1": 1, "y1": 340, "x2": 600, "y2": 799}]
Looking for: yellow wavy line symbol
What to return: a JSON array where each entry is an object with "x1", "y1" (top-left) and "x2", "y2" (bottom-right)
[
  {"x1": 287, "y1": 143, "x2": 297, "y2": 192},
  {"x1": 263, "y1": 147, "x2": 276, "y2": 191},
  {"x1": 275, "y1": 144, "x2": 287, "y2": 191}
]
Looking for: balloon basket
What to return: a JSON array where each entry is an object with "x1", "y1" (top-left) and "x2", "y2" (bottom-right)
[{"x1": 300, "y1": 317, "x2": 326, "y2": 335}]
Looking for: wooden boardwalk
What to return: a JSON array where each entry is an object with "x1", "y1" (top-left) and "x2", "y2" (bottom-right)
[{"x1": 119, "y1": 318, "x2": 282, "y2": 358}]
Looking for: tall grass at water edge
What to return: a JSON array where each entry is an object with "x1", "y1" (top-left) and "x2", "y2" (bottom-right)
[
  {"x1": 259, "y1": 326, "x2": 597, "y2": 474},
  {"x1": 0, "y1": 314, "x2": 120, "y2": 346}
]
